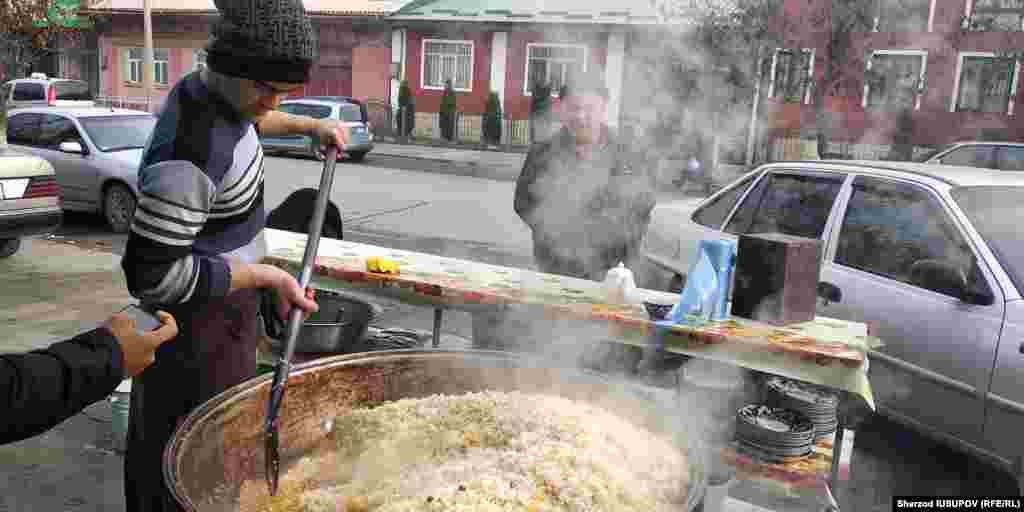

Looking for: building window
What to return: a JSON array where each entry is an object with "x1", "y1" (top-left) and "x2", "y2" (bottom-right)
[
  {"x1": 127, "y1": 48, "x2": 143, "y2": 83},
  {"x1": 953, "y1": 53, "x2": 1019, "y2": 114},
  {"x1": 524, "y1": 43, "x2": 587, "y2": 95},
  {"x1": 863, "y1": 51, "x2": 927, "y2": 111},
  {"x1": 874, "y1": 0, "x2": 931, "y2": 32},
  {"x1": 154, "y1": 49, "x2": 169, "y2": 86},
  {"x1": 969, "y1": 0, "x2": 1024, "y2": 31},
  {"x1": 194, "y1": 48, "x2": 207, "y2": 72},
  {"x1": 421, "y1": 39, "x2": 473, "y2": 91},
  {"x1": 769, "y1": 48, "x2": 814, "y2": 104}
]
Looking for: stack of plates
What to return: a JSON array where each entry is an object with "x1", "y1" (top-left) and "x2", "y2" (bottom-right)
[
  {"x1": 764, "y1": 376, "x2": 840, "y2": 442},
  {"x1": 735, "y1": 404, "x2": 815, "y2": 463}
]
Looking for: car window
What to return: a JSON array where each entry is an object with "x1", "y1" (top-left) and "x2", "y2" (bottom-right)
[
  {"x1": 277, "y1": 103, "x2": 332, "y2": 119},
  {"x1": 835, "y1": 177, "x2": 984, "y2": 298},
  {"x1": 53, "y1": 81, "x2": 93, "y2": 101},
  {"x1": 995, "y1": 146, "x2": 1024, "y2": 171},
  {"x1": 339, "y1": 104, "x2": 363, "y2": 122},
  {"x1": 6, "y1": 113, "x2": 42, "y2": 145},
  {"x1": 79, "y1": 115, "x2": 157, "y2": 152},
  {"x1": 38, "y1": 114, "x2": 80, "y2": 148},
  {"x1": 12, "y1": 82, "x2": 45, "y2": 101},
  {"x1": 724, "y1": 172, "x2": 845, "y2": 239},
  {"x1": 939, "y1": 145, "x2": 994, "y2": 168},
  {"x1": 692, "y1": 173, "x2": 757, "y2": 229}
]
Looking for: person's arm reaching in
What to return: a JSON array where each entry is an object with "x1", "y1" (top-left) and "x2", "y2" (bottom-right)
[
  {"x1": 255, "y1": 109, "x2": 350, "y2": 159},
  {"x1": 0, "y1": 311, "x2": 178, "y2": 444}
]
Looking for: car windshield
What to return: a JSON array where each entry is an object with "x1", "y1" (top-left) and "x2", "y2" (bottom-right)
[
  {"x1": 279, "y1": 103, "x2": 333, "y2": 119},
  {"x1": 79, "y1": 115, "x2": 156, "y2": 152},
  {"x1": 952, "y1": 186, "x2": 1024, "y2": 294},
  {"x1": 54, "y1": 81, "x2": 93, "y2": 101}
]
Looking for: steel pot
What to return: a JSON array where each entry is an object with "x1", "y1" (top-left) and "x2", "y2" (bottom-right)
[
  {"x1": 164, "y1": 349, "x2": 708, "y2": 511},
  {"x1": 266, "y1": 292, "x2": 382, "y2": 354}
]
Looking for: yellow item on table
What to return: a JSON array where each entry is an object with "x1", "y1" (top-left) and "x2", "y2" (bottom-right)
[{"x1": 366, "y1": 256, "x2": 400, "y2": 274}]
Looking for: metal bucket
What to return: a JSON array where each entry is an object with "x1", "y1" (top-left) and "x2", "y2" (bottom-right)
[{"x1": 164, "y1": 350, "x2": 708, "y2": 511}]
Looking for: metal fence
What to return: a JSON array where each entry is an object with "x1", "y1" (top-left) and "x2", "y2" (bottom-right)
[
  {"x1": 370, "y1": 108, "x2": 533, "y2": 149},
  {"x1": 95, "y1": 96, "x2": 163, "y2": 114}
]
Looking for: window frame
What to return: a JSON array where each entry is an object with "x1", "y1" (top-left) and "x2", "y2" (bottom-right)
[
  {"x1": 967, "y1": 0, "x2": 1024, "y2": 31},
  {"x1": 522, "y1": 42, "x2": 589, "y2": 96},
  {"x1": 420, "y1": 38, "x2": 474, "y2": 92},
  {"x1": 768, "y1": 47, "x2": 816, "y2": 105},
  {"x1": 862, "y1": 49, "x2": 928, "y2": 111},
  {"x1": 691, "y1": 171, "x2": 760, "y2": 230},
  {"x1": 723, "y1": 169, "x2": 848, "y2": 241},
  {"x1": 831, "y1": 174, "x2": 993, "y2": 300},
  {"x1": 153, "y1": 48, "x2": 169, "y2": 86},
  {"x1": 872, "y1": 0, "x2": 934, "y2": 32},
  {"x1": 127, "y1": 47, "x2": 143, "y2": 84},
  {"x1": 949, "y1": 51, "x2": 1020, "y2": 115}
]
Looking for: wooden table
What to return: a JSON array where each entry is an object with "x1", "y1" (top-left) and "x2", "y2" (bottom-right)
[{"x1": 263, "y1": 228, "x2": 877, "y2": 510}]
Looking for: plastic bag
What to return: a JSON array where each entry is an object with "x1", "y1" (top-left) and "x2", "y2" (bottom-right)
[{"x1": 671, "y1": 250, "x2": 720, "y2": 325}]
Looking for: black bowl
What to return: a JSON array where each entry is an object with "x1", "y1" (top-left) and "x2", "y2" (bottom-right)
[{"x1": 644, "y1": 301, "x2": 675, "y2": 320}]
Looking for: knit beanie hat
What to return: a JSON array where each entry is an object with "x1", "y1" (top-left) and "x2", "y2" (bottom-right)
[{"x1": 205, "y1": 0, "x2": 317, "y2": 84}]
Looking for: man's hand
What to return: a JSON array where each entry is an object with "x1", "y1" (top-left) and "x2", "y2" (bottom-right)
[
  {"x1": 106, "y1": 310, "x2": 179, "y2": 378},
  {"x1": 251, "y1": 264, "x2": 319, "y2": 321},
  {"x1": 313, "y1": 119, "x2": 351, "y2": 159}
]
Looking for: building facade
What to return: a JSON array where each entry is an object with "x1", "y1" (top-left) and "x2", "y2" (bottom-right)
[
  {"x1": 81, "y1": 0, "x2": 394, "y2": 112},
  {"x1": 765, "y1": 0, "x2": 1024, "y2": 158}
]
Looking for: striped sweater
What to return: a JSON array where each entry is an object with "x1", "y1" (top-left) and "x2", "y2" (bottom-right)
[{"x1": 121, "y1": 72, "x2": 266, "y2": 307}]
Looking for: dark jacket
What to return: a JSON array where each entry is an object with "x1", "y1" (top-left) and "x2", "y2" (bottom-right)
[
  {"x1": 514, "y1": 127, "x2": 657, "y2": 281},
  {"x1": 0, "y1": 327, "x2": 124, "y2": 444}
]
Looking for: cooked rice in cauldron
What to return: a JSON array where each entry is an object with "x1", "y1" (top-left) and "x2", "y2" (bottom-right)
[{"x1": 239, "y1": 391, "x2": 690, "y2": 512}]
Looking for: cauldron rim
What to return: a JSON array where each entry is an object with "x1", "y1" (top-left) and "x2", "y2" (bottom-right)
[{"x1": 164, "y1": 349, "x2": 709, "y2": 511}]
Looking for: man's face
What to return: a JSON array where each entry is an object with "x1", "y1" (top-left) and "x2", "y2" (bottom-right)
[
  {"x1": 561, "y1": 93, "x2": 607, "y2": 145},
  {"x1": 237, "y1": 79, "x2": 304, "y2": 118}
]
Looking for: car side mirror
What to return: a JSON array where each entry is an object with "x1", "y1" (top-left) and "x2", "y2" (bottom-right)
[
  {"x1": 59, "y1": 141, "x2": 84, "y2": 154},
  {"x1": 909, "y1": 259, "x2": 993, "y2": 305}
]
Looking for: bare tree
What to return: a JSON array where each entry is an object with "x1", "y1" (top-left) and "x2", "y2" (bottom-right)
[{"x1": 0, "y1": 0, "x2": 83, "y2": 79}]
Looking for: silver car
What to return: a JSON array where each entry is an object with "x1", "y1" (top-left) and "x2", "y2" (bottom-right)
[
  {"x1": 4, "y1": 107, "x2": 155, "y2": 232},
  {"x1": 921, "y1": 141, "x2": 1024, "y2": 171},
  {"x1": 642, "y1": 161, "x2": 1024, "y2": 478},
  {"x1": 260, "y1": 98, "x2": 374, "y2": 162}
]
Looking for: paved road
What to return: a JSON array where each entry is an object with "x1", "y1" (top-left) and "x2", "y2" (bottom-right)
[{"x1": 0, "y1": 153, "x2": 1017, "y2": 511}]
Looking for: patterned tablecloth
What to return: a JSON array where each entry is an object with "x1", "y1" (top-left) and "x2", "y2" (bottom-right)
[{"x1": 263, "y1": 229, "x2": 878, "y2": 410}]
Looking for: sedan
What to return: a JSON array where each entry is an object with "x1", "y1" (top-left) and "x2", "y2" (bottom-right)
[
  {"x1": 260, "y1": 98, "x2": 374, "y2": 162},
  {"x1": 5, "y1": 107, "x2": 155, "y2": 232},
  {"x1": 0, "y1": 145, "x2": 62, "y2": 257},
  {"x1": 641, "y1": 160, "x2": 1024, "y2": 478},
  {"x1": 921, "y1": 141, "x2": 1024, "y2": 171}
]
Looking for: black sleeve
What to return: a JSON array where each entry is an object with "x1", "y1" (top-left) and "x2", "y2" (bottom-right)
[
  {"x1": 514, "y1": 144, "x2": 546, "y2": 228},
  {"x1": 0, "y1": 327, "x2": 125, "y2": 444}
]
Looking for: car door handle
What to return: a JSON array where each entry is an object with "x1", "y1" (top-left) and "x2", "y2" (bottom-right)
[{"x1": 818, "y1": 282, "x2": 842, "y2": 305}]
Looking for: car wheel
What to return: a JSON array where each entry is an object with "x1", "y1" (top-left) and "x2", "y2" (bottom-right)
[
  {"x1": 668, "y1": 273, "x2": 686, "y2": 294},
  {"x1": 348, "y1": 151, "x2": 367, "y2": 163},
  {"x1": 103, "y1": 182, "x2": 136, "y2": 234},
  {"x1": 0, "y1": 238, "x2": 21, "y2": 258}
]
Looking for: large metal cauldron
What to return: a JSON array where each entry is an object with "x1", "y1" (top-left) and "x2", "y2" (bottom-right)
[{"x1": 165, "y1": 349, "x2": 708, "y2": 511}]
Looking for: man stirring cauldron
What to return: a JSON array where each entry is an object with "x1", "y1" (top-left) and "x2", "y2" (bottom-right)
[
  {"x1": 119, "y1": 0, "x2": 347, "y2": 509},
  {"x1": 473, "y1": 70, "x2": 659, "y2": 373}
]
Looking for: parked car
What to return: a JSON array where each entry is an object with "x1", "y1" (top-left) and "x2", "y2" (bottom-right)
[
  {"x1": 920, "y1": 141, "x2": 1024, "y2": 171},
  {"x1": 260, "y1": 98, "x2": 374, "y2": 162},
  {"x1": 0, "y1": 145, "x2": 63, "y2": 258},
  {"x1": 642, "y1": 160, "x2": 1024, "y2": 478},
  {"x1": 4, "y1": 107, "x2": 156, "y2": 233},
  {"x1": 1, "y1": 74, "x2": 95, "y2": 111}
]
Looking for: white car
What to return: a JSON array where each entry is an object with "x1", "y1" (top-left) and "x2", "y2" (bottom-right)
[
  {"x1": 642, "y1": 160, "x2": 1024, "y2": 478},
  {"x1": 1, "y1": 75, "x2": 96, "y2": 111},
  {"x1": 0, "y1": 145, "x2": 62, "y2": 257},
  {"x1": 921, "y1": 141, "x2": 1024, "y2": 171}
]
